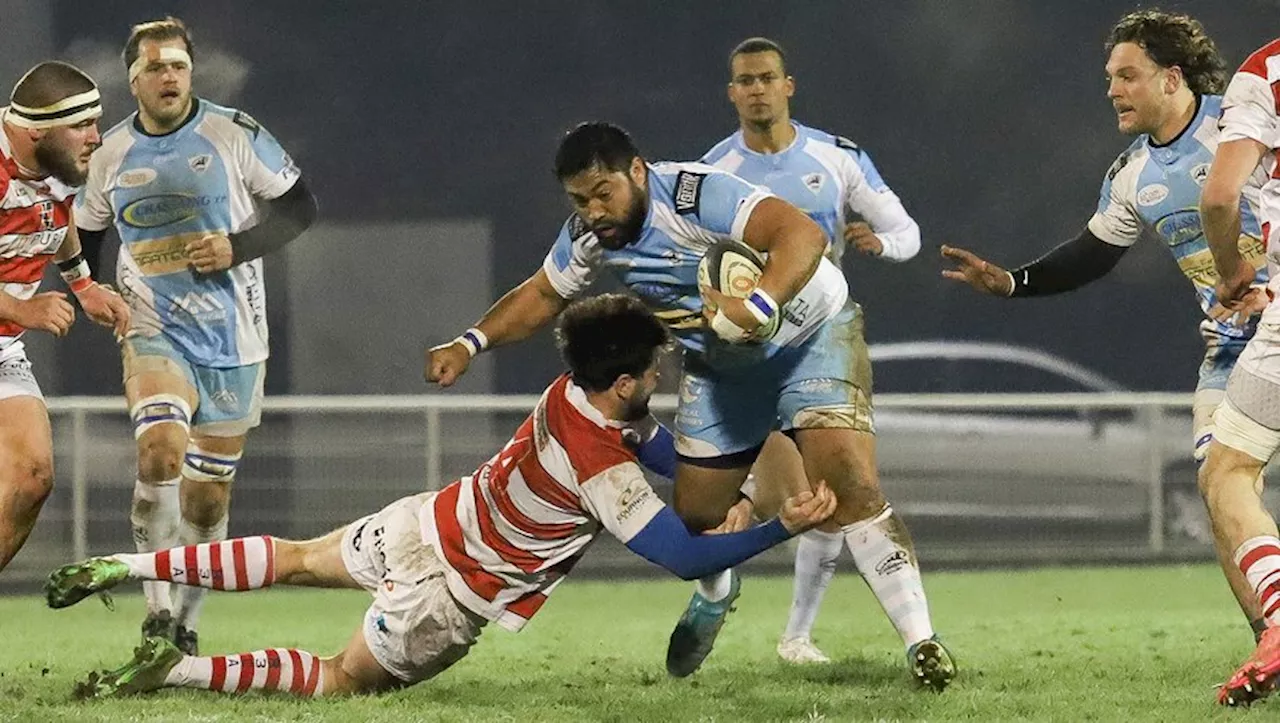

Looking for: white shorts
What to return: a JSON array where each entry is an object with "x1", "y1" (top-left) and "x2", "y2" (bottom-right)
[
  {"x1": 0, "y1": 345, "x2": 42, "y2": 402},
  {"x1": 340, "y1": 492, "x2": 485, "y2": 683}
]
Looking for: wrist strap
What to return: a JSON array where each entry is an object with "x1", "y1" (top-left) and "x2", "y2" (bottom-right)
[
  {"x1": 57, "y1": 254, "x2": 93, "y2": 294},
  {"x1": 744, "y1": 288, "x2": 779, "y2": 326},
  {"x1": 455, "y1": 327, "x2": 489, "y2": 358}
]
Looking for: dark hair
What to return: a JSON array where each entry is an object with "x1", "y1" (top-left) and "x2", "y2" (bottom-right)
[
  {"x1": 729, "y1": 37, "x2": 786, "y2": 74},
  {"x1": 555, "y1": 294, "x2": 669, "y2": 392},
  {"x1": 10, "y1": 61, "x2": 96, "y2": 107},
  {"x1": 1106, "y1": 10, "x2": 1227, "y2": 95},
  {"x1": 123, "y1": 16, "x2": 194, "y2": 71},
  {"x1": 553, "y1": 122, "x2": 639, "y2": 181}
]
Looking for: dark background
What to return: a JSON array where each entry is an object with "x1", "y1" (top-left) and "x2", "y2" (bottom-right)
[{"x1": 26, "y1": 1, "x2": 1280, "y2": 395}]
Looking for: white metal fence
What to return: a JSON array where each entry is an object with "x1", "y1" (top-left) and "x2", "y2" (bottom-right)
[{"x1": 1, "y1": 392, "x2": 1223, "y2": 587}]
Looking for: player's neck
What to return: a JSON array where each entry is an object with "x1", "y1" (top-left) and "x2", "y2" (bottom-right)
[
  {"x1": 0, "y1": 122, "x2": 43, "y2": 179},
  {"x1": 741, "y1": 118, "x2": 796, "y2": 154},
  {"x1": 1149, "y1": 90, "x2": 1198, "y2": 146},
  {"x1": 136, "y1": 98, "x2": 195, "y2": 136}
]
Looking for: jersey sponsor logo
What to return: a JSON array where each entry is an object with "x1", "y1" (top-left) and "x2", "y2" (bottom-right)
[
  {"x1": 169, "y1": 291, "x2": 228, "y2": 324},
  {"x1": 1191, "y1": 162, "x2": 1211, "y2": 186},
  {"x1": 1107, "y1": 152, "x2": 1131, "y2": 181},
  {"x1": 1154, "y1": 209, "x2": 1203, "y2": 247},
  {"x1": 121, "y1": 193, "x2": 228, "y2": 229},
  {"x1": 116, "y1": 168, "x2": 157, "y2": 188},
  {"x1": 36, "y1": 201, "x2": 54, "y2": 231},
  {"x1": 210, "y1": 388, "x2": 239, "y2": 412},
  {"x1": 875, "y1": 550, "x2": 909, "y2": 576},
  {"x1": 233, "y1": 111, "x2": 261, "y2": 139},
  {"x1": 802, "y1": 172, "x2": 825, "y2": 194},
  {"x1": 188, "y1": 154, "x2": 212, "y2": 174},
  {"x1": 1137, "y1": 183, "x2": 1169, "y2": 206},
  {"x1": 566, "y1": 213, "x2": 590, "y2": 241},
  {"x1": 674, "y1": 171, "x2": 705, "y2": 215},
  {"x1": 781, "y1": 297, "x2": 811, "y2": 327},
  {"x1": 834, "y1": 135, "x2": 859, "y2": 151},
  {"x1": 128, "y1": 234, "x2": 203, "y2": 276},
  {"x1": 0, "y1": 227, "x2": 67, "y2": 258}
]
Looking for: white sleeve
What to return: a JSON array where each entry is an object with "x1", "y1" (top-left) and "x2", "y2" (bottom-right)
[
  {"x1": 73, "y1": 151, "x2": 115, "y2": 232},
  {"x1": 540, "y1": 215, "x2": 602, "y2": 299},
  {"x1": 841, "y1": 151, "x2": 920, "y2": 262},
  {"x1": 1220, "y1": 72, "x2": 1280, "y2": 150},
  {"x1": 230, "y1": 112, "x2": 300, "y2": 200},
  {"x1": 1085, "y1": 155, "x2": 1142, "y2": 248},
  {"x1": 578, "y1": 462, "x2": 665, "y2": 544}
]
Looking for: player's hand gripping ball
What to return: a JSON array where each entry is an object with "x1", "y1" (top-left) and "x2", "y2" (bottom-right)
[{"x1": 697, "y1": 240, "x2": 780, "y2": 343}]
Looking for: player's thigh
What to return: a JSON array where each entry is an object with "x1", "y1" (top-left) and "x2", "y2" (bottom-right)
[
  {"x1": 123, "y1": 338, "x2": 198, "y2": 473},
  {"x1": 673, "y1": 461, "x2": 755, "y2": 531},
  {"x1": 0, "y1": 393, "x2": 53, "y2": 487},
  {"x1": 747, "y1": 431, "x2": 809, "y2": 519},
  {"x1": 326, "y1": 624, "x2": 406, "y2": 695},
  {"x1": 274, "y1": 526, "x2": 363, "y2": 590},
  {"x1": 1195, "y1": 333, "x2": 1244, "y2": 464}
]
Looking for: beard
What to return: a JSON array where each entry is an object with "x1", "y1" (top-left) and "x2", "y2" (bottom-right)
[
  {"x1": 620, "y1": 392, "x2": 652, "y2": 422},
  {"x1": 34, "y1": 137, "x2": 87, "y2": 186},
  {"x1": 593, "y1": 184, "x2": 648, "y2": 250}
]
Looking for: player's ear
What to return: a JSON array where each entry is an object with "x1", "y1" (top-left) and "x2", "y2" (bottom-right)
[
  {"x1": 1164, "y1": 65, "x2": 1184, "y2": 95},
  {"x1": 629, "y1": 157, "x2": 645, "y2": 187},
  {"x1": 784, "y1": 75, "x2": 795, "y2": 99}
]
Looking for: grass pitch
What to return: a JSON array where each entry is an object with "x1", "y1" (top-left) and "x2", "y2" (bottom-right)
[{"x1": 0, "y1": 564, "x2": 1269, "y2": 721}]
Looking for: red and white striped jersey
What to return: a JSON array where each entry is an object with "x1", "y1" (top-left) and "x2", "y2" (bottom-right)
[
  {"x1": 1220, "y1": 39, "x2": 1280, "y2": 321},
  {"x1": 0, "y1": 109, "x2": 76, "y2": 358},
  {"x1": 419, "y1": 374, "x2": 666, "y2": 632}
]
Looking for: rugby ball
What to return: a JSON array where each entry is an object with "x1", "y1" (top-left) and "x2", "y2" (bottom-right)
[{"x1": 697, "y1": 240, "x2": 780, "y2": 341}]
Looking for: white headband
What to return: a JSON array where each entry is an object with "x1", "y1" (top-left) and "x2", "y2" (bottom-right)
[
  {"x1": 7, "y1": 88, "x2": 103, "y2": 129},
  {"x1": 128, "y1": 46, "x2": 192, "y2": 83}
]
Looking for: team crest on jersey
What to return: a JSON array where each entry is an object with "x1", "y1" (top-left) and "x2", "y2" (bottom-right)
[
  {"x1": 1137, "y1": 183, "x2": 1169, "y2": 206},
  {"x1": 674, "y1": 171, "x2": 705, "y2": 215},
  {"x1": 188, "y1": 154, "x2": 212, "y2": 173},
  {"x1": 1191, "y1": 163, "x2": 1210, "y2": 186},
  {"x1": 802, "y1": 172, "x2": 825, "y2": 194}
]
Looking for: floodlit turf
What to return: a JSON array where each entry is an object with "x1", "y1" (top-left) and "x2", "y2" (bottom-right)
[{"x1": 0, "y1": 564, "x2": 1271, "y2": 721}]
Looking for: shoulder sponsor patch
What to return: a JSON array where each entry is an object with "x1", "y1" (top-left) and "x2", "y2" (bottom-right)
[
  {"x1": 232, "y1": 111, "x2": 260, "y2": 139},
  {"x1": 566, "y1": 212, "x2": 590, "y2": 240},
  {"x1": 1137, "y1": 183, "x2": 1169, "y2": 206},
  {"x1": 674, "y1": 171, "x2": 705, "y2": 215},
  {"x1": 834, "y1": 135, "x2": 859, "y2": 151},
  {"x1": 1107, "y1": 152, "x2": 1131, "y2": 181}
]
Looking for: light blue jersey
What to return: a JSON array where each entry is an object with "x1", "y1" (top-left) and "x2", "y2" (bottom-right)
[
  {"x1": 542, "y1": 162, "x2": 848, "y2": 363},
  {"x1": 702, "y1": 122, "x2": 919, "y2": 264},
  {"x1": 77, "y1": 99, "x2": 300, "y2": 368}
]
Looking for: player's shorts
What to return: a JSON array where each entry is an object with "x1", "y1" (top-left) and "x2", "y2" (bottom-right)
[
  {"x1": 1192, "y1": 332, "x2": 1250, "y2": 463},
  {"x1": 1212, "y1": 321, "x2": 1280, "y2": 463},
  {"x1": 675, "y1": 301, "x2": 873, "y2": 464},
  {"x1": 340, "y1": 492, "x2": 486, "y2": 684},
  {"x1": 0, "y1": 343, "x2": 42, "y2": 402},
  {"x1": 122, "y1": 334, "x2": 264, "y2": 437}
]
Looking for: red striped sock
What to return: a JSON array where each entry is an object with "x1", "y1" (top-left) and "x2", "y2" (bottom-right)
[
  {"x1": 115, "y1": 535, "x2": 276, "y2": 591},
  {"x1": 1236, "y1": 536, "x2": 1280, "y2": 625},
  {"x1": 164, "y1": 648, "x2": 325, "y2": 697}
]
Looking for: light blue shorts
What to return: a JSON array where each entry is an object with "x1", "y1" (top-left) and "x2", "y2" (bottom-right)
[
  {"x1": 123, "y1": 334, "x2": 265, "y2": 437},
  {"x1": 674, "y1": 302, "x2": 874, "y2": 465}
]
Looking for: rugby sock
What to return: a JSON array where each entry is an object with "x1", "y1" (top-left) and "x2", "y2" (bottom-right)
[
  {"x1": 1235, "y1": 536, "x2": 1280, "y2": 626},
  {"x1": 782, "y1": 529, "x2": 843, "y2": 641},
  {"x1": 115, "y1": 535, "x2": 276, "y2": 591},
  {"x1": 164, "y1": 648, "x2": 325, "y2": 697},
  {"x1": 174, "y1": 513, "x2": 229, "y2": 629},
  {"x1": 130, "y1": 478, "x2": 181, "y2": 614},
  {"x1": 843, "y1": 506, "x2": 934, "y2": 647},
  {"x1": 696, "y1": 569, "x2": 734, "y2": 602}
]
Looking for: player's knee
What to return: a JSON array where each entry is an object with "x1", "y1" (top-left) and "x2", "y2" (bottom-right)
[
  {"x1": 4, "y1": 453, "x2": 54, "y2": 515},
  {"x1": 132, "y1": 396, "x2": 191, "y2": 481},
  {"x1": 180, "y1": 442, "x2": 240, "y2": 525}
]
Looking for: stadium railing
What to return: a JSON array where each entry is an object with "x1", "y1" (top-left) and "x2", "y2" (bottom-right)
[{"x1": 0, "y1": 392, "x2": 1222, "y2": 587}]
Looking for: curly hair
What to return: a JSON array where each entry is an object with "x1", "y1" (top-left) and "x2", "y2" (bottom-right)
[{"x1": 1106, "y1": 10, "x2": 1228, "y2": 95}]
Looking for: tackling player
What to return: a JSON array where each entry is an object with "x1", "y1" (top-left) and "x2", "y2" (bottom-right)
[
  {"x1": 46, "y1": 294, "x2": 836, "y2": 698},
  {"x1": 1197, "y1": 36, "x2": 1280, "y2": 707},
  {"x1": 939, "y1": 11, "x2": 1272, "y2": 640},
  {"x1": 701, "y1": 36, "x2": 928, "y2": 666},
  {"x1": 75, "y1": 17, "x2": 317, "y2": 653},
  {"x1": 0, "y1": 61, "x2": 129, "y2": 573},
  {"x1": 427, "y1": 122, "x2": 954, "y2": 689}
]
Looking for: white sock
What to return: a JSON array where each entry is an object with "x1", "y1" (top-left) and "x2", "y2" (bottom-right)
[
  {"x1": 130, "y1": 478, "x2": 181, "y2": 615},
  {"x1": 844, "y1": 506, "x2": 934, "y2": 648},
  {"x1": 696, "y1": 569, "x2": 734, "y2": 602},
  {"x1": 175, "y1": 513, "x2": 229, "y2": 630},
  {"x1": 782, "y1": 528, "x2": 843, "y2": 640}
]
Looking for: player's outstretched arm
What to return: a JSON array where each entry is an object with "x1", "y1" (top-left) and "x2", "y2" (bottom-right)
[
  {"x1": 941, "y1": 227, "x2": 1127, "y2": 298},
  {"x1": 426, "y1": 268, "x2": 569, "y2": 387},
  {"x1": 612, "y1": 478, "x2": 836, "y2": 580},
  {"x1": 1202, "y1": 138, "x2": 1268, "y2": 307}
]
